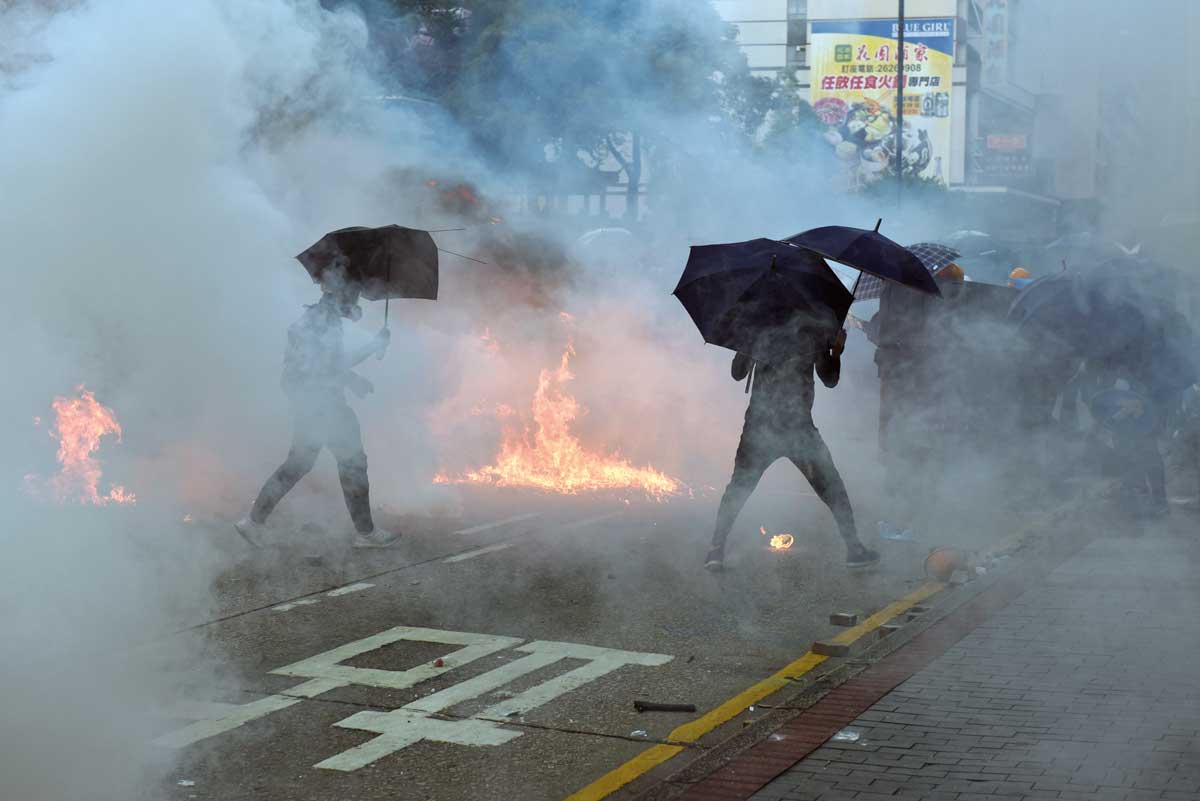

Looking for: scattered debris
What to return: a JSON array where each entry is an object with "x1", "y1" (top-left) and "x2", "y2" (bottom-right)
[
  {"x1": 433, "y1": 658, "x2": 445, "y2": 668},
  {"x1": 832, "y1": 728, "x2": 862, "y2": 743},
  {"x1": 686, "y1": 655, "x2": 695, "y2": 664},
  {"x1": 925, "y1": 547, "x2": 972, "y2": 581},
  {"x1": 829, "y1": 612, "x2": 859, "y2": 627},
  {"x1": 176, "y1": 780, "x2": 196, "y2": 787},
  {"x1": 630, "y1": 729, "x2": 648, "y2": 738},
  {"x1": 633, "y1": 700, "x2": 696, "y2": 713},
  {"x1": 878, "y1": 623, "x2": 902, "y2": 639},
  {"x1": 812, "y1": 639, "x2": 851, "y2": 657}
]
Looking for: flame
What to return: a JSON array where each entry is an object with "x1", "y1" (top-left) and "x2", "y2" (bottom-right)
[
  {"x1": 480, "y1": 327, "x2": 501, "y2": 356},
  {"x1": 436, "y1": 340, "x2": 682, "y2": 499},
  {"x1": 28, "y1": 386, "x2": 135, "y2": 505},
  {"x1": 760, "y1": 526, "x2": 795, "y2": 552}
]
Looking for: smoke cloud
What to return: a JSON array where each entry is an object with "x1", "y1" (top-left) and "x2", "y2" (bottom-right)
[{"x1": 1, "y1": 0, "x2": 1196, "y2": 798}]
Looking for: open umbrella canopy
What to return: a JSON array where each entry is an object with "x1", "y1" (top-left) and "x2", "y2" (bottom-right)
[
  {"x1": 786, "y1": 223, "x2": 940, "y2": 297},
  {"x1": 674, "y1": 238, "x2": 852, "y2": 365},
  {"x1": 854, "y1": 242, "x2": 960, "y2": 301},
  {"x1": 297, "y1": 224, "x2": 438, "y2": 301}
]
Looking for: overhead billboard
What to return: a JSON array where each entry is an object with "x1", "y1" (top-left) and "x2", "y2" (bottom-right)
[{"x1": 809, "y1": 17, "x2": 955, "y2": 187}]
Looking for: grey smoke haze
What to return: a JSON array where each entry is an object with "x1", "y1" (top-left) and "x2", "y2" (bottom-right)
[{"x1": 1, "y1": 0, "x2": 1196, "y2": 798}]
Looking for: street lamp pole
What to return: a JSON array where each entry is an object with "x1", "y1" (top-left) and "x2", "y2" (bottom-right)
[{"x1": 895, "y1": 0, "x2": 906, "y2": 207}]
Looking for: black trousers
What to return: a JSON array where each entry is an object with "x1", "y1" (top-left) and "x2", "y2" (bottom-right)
[
  {"x1": 711, "y1": 417, "x2": 859, "y2": 552},
  {"x1": 1116, "y1": 431, "x2": 1167, "y2": 511},
  {"x1": 251, "y1": 396, "x2": 374, "y2": 533}
]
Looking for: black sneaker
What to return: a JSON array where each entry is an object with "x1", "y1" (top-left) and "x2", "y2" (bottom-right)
[
  {"x1": 845, "y1": 545, "x2": 880, "y2": 569},
  {"x1": 704, "y1": 547, "x2": 725, "y2": 572}
]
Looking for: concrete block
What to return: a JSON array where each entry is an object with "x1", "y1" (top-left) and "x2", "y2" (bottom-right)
[
  {"x1": 830, "y1": 612, "x2": 859, "y2": 627},
  {"x1": 812, "y1": 639, "x2": 852, "y2": 657}
]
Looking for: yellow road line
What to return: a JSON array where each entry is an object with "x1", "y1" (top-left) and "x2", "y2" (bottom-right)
[{"x1": 563, "y1": 581, "x2": 942, "y2": 801}]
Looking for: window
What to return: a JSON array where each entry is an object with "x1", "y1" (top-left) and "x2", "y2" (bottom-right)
[{"x1": 787, "y1": 18, "x2": 807, "y2": 46}]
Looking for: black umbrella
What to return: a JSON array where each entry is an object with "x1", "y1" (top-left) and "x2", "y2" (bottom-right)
[
  {"x1": 673, "y1": 238, "x2": 852, "y2": 365},
  {"x1": 786, "y1": 221, "x2": 941, "y2": 297},
  {"x1": 854, "y1": 242, "x2": 960, "y2": 300},
  {"x1": 297, "y1": 224, "x2": 439, "y2": 325}
]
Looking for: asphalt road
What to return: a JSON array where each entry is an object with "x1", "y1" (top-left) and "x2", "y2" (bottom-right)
[{"x1": 147, "y1": 479, "x2": 999, "y2": 801}]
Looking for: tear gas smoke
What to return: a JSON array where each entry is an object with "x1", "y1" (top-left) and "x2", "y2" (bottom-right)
[{"x1": 1, "y1": 1, "x2": 1197, "y2": 798}]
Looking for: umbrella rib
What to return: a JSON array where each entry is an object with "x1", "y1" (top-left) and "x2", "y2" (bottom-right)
[{"x1": 437, "y1": 247, "x2": 488, "y2": 265}]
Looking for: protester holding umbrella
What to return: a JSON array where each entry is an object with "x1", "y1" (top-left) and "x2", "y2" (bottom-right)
[
  {"x1": 236, "y1": 225, "x2": 438, "y2": 548},
  {"x1": 704, "y1": 321, "x2": 879, "y2": 572},
  {"x1": 674, "y1": 234, "x2": 908, "y2": 571}
]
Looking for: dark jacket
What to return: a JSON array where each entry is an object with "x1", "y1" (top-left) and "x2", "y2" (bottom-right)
[{"x1": 733, "y1": 345, "x2": 840, "y2": 430}]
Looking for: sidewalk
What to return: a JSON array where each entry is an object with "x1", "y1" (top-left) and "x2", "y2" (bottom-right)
[{"x1": 687, "y1": 523, "x2": 1200, "y2": 801}]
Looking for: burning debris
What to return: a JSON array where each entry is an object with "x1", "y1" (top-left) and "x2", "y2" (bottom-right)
[
  {"x1": 25, "y1": 385, "x2": 135, "y2": 505},
  {"x1": 760, "y1": 526, "x2": 796, "y2": 552},
  {"x1": 436, "y1": 337, "x2": 683, "y2": 500}
]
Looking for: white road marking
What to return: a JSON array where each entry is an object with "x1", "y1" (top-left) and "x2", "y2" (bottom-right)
[
  {"x1": 443, "y1": 542, "x2": 514, "y2": 563},
  {"x1": 272, "y1": 626, "x2": 522, "y2": 690},
  {"x1": 152, "y1": 678, "x2": 341, "y2": 748},
  {"x1": 156, "y1": 626, "x2": 672, "y2": 771},
  {"x1": 320, "y1": 639, "x2": 672, "y2": 771},
  {"x1": 478, "y1": 641, "x2": 672, "y2": 720},
  {"x1": 326, "y1": 582, "x2": 374, "y2": 597},
  {"x1": 453, "y1": 512, "x2": 540, "y2": 535},
  {"x1": 316, "y1": 713, "x2": 520, "y2": 771},
  {"x1": 272, "y1": 598, "x2": 320, "y2": 612}
]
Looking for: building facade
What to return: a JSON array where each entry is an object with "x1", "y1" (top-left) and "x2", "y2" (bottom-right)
[{"x1": 717, "y1": 0, "x2": 1062, "y2": 239}]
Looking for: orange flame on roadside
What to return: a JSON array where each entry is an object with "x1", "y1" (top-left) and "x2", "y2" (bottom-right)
[
  {"x1": 435, "y1": 339, "x2": 682, "y2": 499},
  {"x1": 760, "y1": 526, "x2": 795, "y2": 552},
  {"x1": 27, "y1": 386, "x2": 135, "y2": 505}
]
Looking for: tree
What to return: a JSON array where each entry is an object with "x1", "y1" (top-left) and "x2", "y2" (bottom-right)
[{"x1": 372, "y1": 0, "x2": 768, "y2": 221}]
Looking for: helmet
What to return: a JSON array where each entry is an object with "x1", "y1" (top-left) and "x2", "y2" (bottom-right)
[
  {"x1": 1009, "y1": 267, "x2": 1032, "y2": 279},
  {"x1": 935, "y1": 262, "x2": 965, "y2": 281}
]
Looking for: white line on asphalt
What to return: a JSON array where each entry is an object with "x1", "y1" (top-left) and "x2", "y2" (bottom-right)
[
  {"x1": 272, "y1": 598, "x2": 321, "y2": 612},
  {"x1": 453, "y1": 512, "x2": 540, "y2": 535},
  {"x1": 443, "y1": 543, "x2": 514, "y2": 563},
  {"x1": 153, "y1": 678, "x2": 343, "y2": 748},
  {"x1": 326, "y1": 582, "x2": 375, "y2": 597}
]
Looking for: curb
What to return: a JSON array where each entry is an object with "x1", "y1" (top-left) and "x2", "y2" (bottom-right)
[{"x1": 649, "y1": 525, "x2": 1096, "y2": 801}]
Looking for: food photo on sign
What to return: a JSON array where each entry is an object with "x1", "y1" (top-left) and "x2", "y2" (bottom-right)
[{"x1": 810, "y1": 17, "x2": 955, "y2": 187}]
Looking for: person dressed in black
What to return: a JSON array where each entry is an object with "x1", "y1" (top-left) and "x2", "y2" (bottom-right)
[
  {"x1": 705, "y1": 329, "x2": 880, "y2": 571},
  {"x1": 236, "y1": 272, "x2": 399, "y2": 548}
]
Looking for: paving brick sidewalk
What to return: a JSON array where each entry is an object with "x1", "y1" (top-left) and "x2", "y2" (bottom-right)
[{"x1": 749, "y1": 530, "x2": 1200, "y2": 801}]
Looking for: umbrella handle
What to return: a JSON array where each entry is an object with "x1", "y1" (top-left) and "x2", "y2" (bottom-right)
[{"x1": 377, "y1": 266, "x2": 391, "y2": 360}]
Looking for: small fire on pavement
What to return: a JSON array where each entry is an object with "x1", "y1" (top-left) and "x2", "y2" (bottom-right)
[
  {"x1": 26, "y1": 385, "x2": 136, "y2": 505},
  {"x1": 760, "y1": 526, "x2": 795, "y2": 552},
  {"x1": 435, "y1": 334, "x2": 683, "y2": 500}
]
